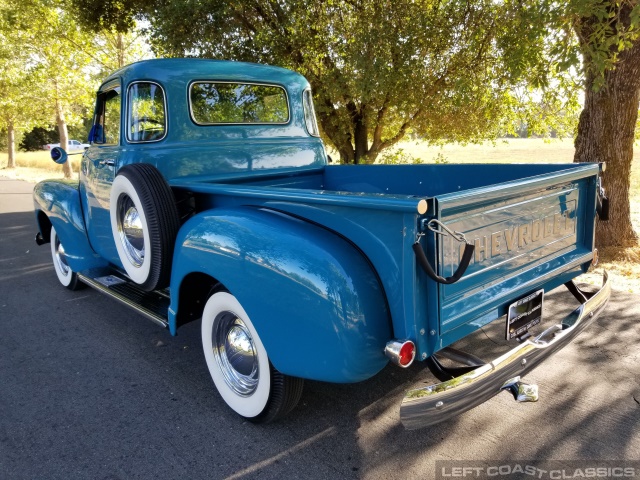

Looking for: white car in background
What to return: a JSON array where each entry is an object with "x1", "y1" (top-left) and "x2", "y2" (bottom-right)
[{"x1": 44, "y1": 139, "x2": 90, "y2": 151}]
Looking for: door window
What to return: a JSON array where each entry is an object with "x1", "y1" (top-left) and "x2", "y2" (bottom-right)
[
  {"x1": 127, "y1": 82, "x2": 167, "y2": 142},
  {"x1": 92, "y1": 86, "x2": 121, "y2": 145}
]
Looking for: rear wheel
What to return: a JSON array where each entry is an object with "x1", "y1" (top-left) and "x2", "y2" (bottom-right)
[
  {"x1": 50, "y1": 227, "x2": 83, "y2": 290},
  {"x1": 201, "y1": 292, "x2": 303, "y2": 423}
]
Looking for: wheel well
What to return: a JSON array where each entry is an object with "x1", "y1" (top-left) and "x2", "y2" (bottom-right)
[
  {"x1": 36, "y1": 211, "x2": 52, "y2": 243},
  {"x1": 172, "y1": 188, "x2": 196, "y2": 224},
  {"x1": 176, "y1": 272, "x2": 223, "y2": 329}
]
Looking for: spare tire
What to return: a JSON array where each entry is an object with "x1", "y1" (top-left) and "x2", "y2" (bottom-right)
[{"x1": 110, "y1": 164, "x2": 180, "y2": 291}]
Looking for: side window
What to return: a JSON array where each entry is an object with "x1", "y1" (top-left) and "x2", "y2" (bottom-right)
[
  {"x1": 127, "y1": 82, "x2": 166, "y2": 142},
  {"x1": 92, "y1": 86, "x2": 121, "y2": 145},
  {"x1": 303, "y1": 89, "x2": 320, "y2": 137},
  {"x1": 189, "y1": 82, "x2": 289, "y2": 124}
]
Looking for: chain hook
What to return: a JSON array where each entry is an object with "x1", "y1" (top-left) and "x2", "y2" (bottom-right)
[{"x1": 426, "y1": 219, "x2": 468, "y2": 244}]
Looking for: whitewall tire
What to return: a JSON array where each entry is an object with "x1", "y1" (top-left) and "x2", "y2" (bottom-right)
[
  {"x1": 50, "y1": 226, "x2": 83, "y2": 290},
  {"x1": 201, "y1": 292, "x2": 303, "y2": 422}
]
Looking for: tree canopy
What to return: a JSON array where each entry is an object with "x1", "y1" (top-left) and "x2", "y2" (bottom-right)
[
  {"x1": 71, "y1": 0, "x2": 582, "y2": 164},
  {"x1": 0, "y1": 0, "x2": 151, "y2": 175},
  {"x1": 0, "y1": 0, "x2": 43, "y2": 167},
  {"x1": 68, "y1": 0, "x2": 640, "y2": 246},
  {"x1": 5, "y1": 0, "x2": 640, "y2": 245}
]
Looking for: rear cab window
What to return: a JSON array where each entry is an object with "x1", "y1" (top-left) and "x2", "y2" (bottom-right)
[{"x1": 189, "y1": 82, "x2": 289, "y2": 125}]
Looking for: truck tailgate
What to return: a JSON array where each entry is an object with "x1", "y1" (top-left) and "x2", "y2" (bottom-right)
[{"x1": 432, "y1": 164, "x2": 598, "y2": 341}]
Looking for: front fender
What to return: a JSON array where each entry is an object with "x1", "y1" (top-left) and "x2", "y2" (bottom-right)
[
  {"x1": 33, "y1": 179, "x2": 107, "y2": 271},
  {"x1": 170, "y1": 207, "x2": 392, "y2": 383}
]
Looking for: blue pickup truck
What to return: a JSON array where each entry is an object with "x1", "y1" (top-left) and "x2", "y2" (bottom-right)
[{"x1": 33, "y1": 59, "x2": 610, "y2": 429}]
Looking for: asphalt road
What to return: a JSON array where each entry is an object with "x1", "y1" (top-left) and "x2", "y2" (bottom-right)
[{"x1": 1, "y1": 176, "x2": 638, "y2": 480}]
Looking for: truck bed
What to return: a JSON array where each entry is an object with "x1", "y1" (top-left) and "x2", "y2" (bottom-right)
[{"x1": 170, "y1": 163, "x2": 599, "y2": 357}]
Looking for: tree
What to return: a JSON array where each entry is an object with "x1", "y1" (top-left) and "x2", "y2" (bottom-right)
[
  {"x1": 487, "y1": 0, "x2": 640, "y2": 248},
  {"x1": 0, "y1": 3, "x2": 42, "y2": 167},
  {"x1": 68, "y1": 0, "x2": 639, "y2": 247},
  {"x1": 72, "y1": 0, "x2": 549, "y2": 164},
  {"x1": 0, "y1": 59, "x2": 24, "y2": 168},
  {"x1": 2, "y1": 0, "x2": 150, "y2": 177},
  {"x1": 570, "y1": 0, "x2": 640, "y2": 247},
  {"x1": 93, "y1": 27, "x2": 153, "y2": 75},
  {"x1": 0, "y1": 0, "x2": 96, "y2": 176},
  {"x1": 20, "y1": 127, "x2": 58, "y2": 151},
  {"x1": 21, "y1": 2, "x2": 97, "y2": 177}
]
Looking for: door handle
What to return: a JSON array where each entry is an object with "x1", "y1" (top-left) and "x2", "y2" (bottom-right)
[{"x1": 99, "y1": 159, "x2": 115, "y2": 167}]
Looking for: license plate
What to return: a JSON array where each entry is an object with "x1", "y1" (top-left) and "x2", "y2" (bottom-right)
[{"x1": 506, "y1": 289, "x2": 544, "y2": 340}]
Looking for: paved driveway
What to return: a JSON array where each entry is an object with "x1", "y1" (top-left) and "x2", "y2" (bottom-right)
[{"x1": 1, "y1": 177, "x2": 638, "y2": 479}]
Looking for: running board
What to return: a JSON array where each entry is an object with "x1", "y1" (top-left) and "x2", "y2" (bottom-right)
[{"x1": 78, "y1": 273, "x2": 170, "y2": 328}]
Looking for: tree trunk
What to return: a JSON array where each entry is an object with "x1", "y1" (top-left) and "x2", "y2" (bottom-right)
[
  {"x1": 574, "y1": 33, "x2": 640, "y2": 248},
  {"x1": 353, "y1": 113, "x2": 368, "y2": 164},
  {"x1": 56, "y1": 102, "x2": 72, "y2": 179},
  {"x1": 318, "y1": 102, "x2": 404, "y2": 165},
  {"x1": 7, "y1": 121, "x2": 16, "y2": 169},
  {"x1": 117, "y1": 32, "x2": 125, "y2": 68}
]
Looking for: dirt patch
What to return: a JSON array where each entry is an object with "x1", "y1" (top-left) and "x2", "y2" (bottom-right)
[{"x1": 579, "y1": 247, "x2": 640, "y2": 294}]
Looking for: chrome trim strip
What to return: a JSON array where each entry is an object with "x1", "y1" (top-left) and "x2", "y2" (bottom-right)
[
  {"x1": 400, "y1": 271, "x2": 610, "y2": 430},
  {"x1": 78, "y1": 274, "x2": 169, "y2": 329},
  {"x1": 302, "y1": 88, "x2": 320, "y2": 137}
]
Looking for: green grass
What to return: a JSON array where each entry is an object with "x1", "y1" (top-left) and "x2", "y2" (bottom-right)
[
  {"x1": 392, "y1": 137, "x2": 577, "y2": 164},
  {"x1": 0, "y1": 150, "x2": 64, "y2": 171},
  {"x1": 0, "y1": 150, "x2": 80, "y2": 182}
]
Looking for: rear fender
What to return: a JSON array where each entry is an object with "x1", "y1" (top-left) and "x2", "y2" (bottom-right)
[
  {"x1": 170, "y1": 207, "x2": 392, "y2": 383},
  {"x1": 33, "y1": 179, "x2": 107, "y2": 271}
]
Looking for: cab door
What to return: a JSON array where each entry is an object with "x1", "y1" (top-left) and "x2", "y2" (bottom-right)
[{"x1": 80, "y1": 82, "x2": 122, "y2": 265}]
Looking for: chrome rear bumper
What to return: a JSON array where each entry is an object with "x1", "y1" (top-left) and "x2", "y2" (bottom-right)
[{"x1": 400, "y1": 271, "x2": 610, "y2": 430}]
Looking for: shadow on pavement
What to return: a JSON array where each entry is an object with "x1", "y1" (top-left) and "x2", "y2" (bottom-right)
[{"x1": 1, "y1": 203, "x2": 638, "y2": 480}]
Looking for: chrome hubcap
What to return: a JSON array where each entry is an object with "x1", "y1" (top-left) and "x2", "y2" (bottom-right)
[
  {"x1": 54, "y1": 236, "x2": 70, "y2": 275},
  {"x1": 116, "y1": 195, "x2": 145, "y2": 267},
  {"x1": 212, "y1": 312, "x2": 259, "y2": 396}
]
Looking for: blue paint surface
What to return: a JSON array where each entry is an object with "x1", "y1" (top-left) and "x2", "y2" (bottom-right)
[
  {"x1": 33, "y1": 180, "x2": 107, "y2": 271},
  {"x1": 170, "y1": 207, "x2": 391, "y2": 382},
  {"x1": 32, "y1": 59, "x2": 602, "y2": 384}
]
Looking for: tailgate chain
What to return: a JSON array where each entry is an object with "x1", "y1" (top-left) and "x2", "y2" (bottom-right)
[{"x1": 413, "y1": 219, "x2": 475, "y2": 285}]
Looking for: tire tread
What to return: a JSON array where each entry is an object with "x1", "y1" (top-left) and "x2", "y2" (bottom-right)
[
  {"x1": 117, "y1": 164, "x2": 180, "y2": 291},
  {"x1": 249, "y1": 365, "x2": 304, "y2": 424}
]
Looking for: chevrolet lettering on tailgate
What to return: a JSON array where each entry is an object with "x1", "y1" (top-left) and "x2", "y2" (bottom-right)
[{"x1": 460, "y1": 206, "x2": 576, "y2": 264}]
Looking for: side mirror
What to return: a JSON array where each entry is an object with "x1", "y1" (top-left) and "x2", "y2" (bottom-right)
[{"x1": 51, "y1": 147, "x2": 68, "y2": 164}]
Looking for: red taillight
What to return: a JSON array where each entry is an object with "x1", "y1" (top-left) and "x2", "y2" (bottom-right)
[
  {"x1": 384, "y1": 339, "x2": 416, "y2": 368},
  {"x1": 398, "y1": 342, "x2": 415, "y2": 366}
]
